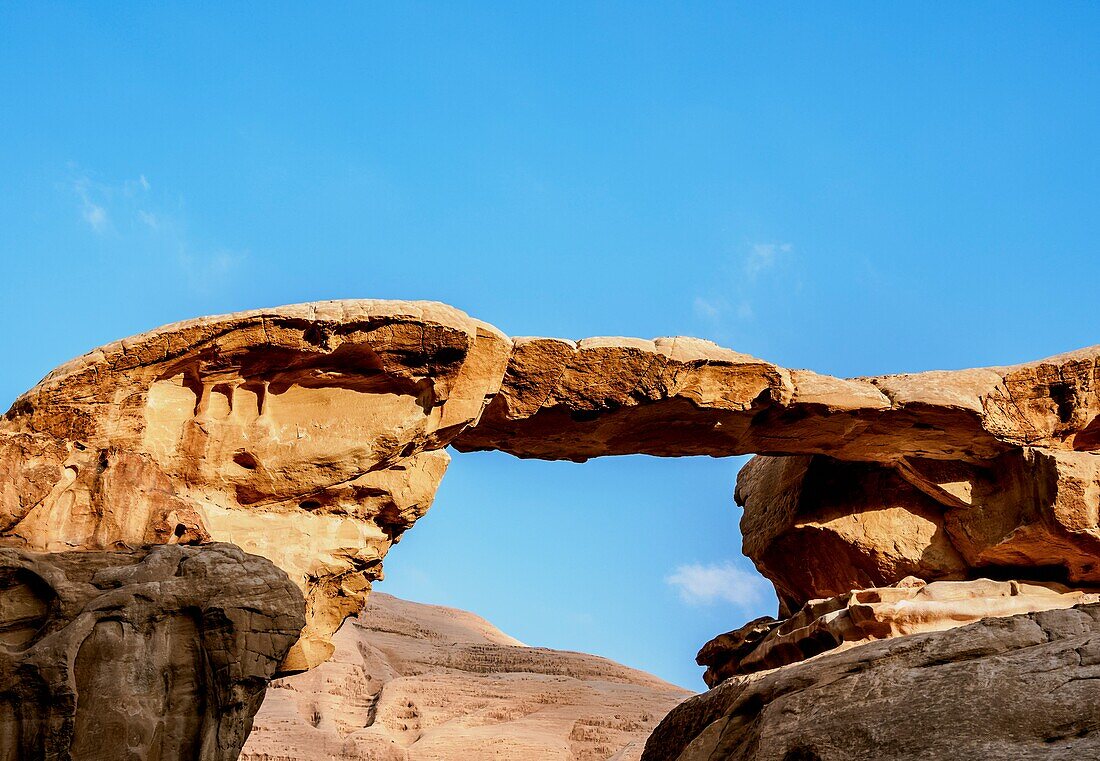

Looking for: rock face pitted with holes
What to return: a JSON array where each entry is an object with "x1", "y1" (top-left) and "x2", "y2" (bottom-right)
[{"x1": 0, "y1": 301, "x2": 510, "y2": 671}]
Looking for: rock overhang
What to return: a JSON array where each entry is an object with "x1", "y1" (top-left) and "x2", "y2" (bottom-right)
[{"x1": 1, "y1": 297, "x2": 1097, "y2": 676}]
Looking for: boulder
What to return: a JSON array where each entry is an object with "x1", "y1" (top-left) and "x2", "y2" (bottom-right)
[
  {"x1": 644, "y1": 603, "x2": 1100, "y2": 761},
  {"x1": 737, "y1": 449, "x2": 1100, "y2": 612},
  {"x1": 0, "y1": 542, "x2": 304, "y2": 761},
  {"x1": 734, "y1": 455, "x2": 968, "y2": 613}
]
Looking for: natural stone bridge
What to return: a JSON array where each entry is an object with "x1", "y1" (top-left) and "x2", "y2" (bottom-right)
[{"x1": 1, "y1": 299, "x2": 1097, "y2": 758}]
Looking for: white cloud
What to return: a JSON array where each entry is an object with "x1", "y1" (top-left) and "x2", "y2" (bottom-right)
[
  {"x1": 137, "y1": 210, "x2": 159, "y2": 230},
  {"x1": 693, "y1": 296, "x2": 722, "y2": 320},
  {"x1": 692, "y1": 241, "x2": 794, "y2": 334},
  {"x1": 82, "y1": 202, "x2": 108, "y2": 233},
  {"x1": 745, "y1": 242, "x2": 791, "y2": 280},
  {"x1": 72, "y1": 177, "x2": 110, "y2": 233},
  {"x1": 66, "y1": 167, "x2": 246, "y2": 292},
  {"x1": 666, "y1": 561, "x2": 772, "y2": 607},
  {"x1": 177, "y1": 246, "x2": 246, "y2": 291}
]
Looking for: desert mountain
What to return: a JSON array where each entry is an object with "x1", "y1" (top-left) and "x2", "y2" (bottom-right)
[{"x1": 242, "y1": 592, "x2": 691, "y2": 761}]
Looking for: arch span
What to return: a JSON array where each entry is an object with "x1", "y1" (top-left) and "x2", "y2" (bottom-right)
[{"x1": 1, "y1": 299, "x2": 1097, "y2": 673}]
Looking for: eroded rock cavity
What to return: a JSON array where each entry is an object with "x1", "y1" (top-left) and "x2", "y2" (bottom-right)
[{"x1": 1, "y1": 301, "x2": 509, "y2": 671}]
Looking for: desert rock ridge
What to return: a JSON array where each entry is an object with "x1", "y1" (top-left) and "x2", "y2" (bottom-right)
[{"x1": 242, "y1": 591, "x2": 690, "y2": 761}]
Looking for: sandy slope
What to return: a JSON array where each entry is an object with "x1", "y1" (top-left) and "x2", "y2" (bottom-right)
[{"x1": 242, "y1": 593, "x2": 691, "y2": 760}]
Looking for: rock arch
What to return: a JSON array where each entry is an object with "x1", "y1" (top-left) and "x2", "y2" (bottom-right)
[{"x1": 1, "y1": 298, "x2": 1097, "y2": 676}]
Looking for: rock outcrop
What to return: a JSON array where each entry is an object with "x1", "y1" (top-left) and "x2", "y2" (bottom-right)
[
  {"x1": 736, "y1": 448, "x2": 1100, "y2": 615},
  {"x1": 644, "y1": 603, "x2": 1100, "y2": 760},
  {"x1": 1, "y1": 301, "x2": 509, "y2": 670},
  {"x1": 242, "y1": 592, "x2": 689, "y2": 761},
  {"x1": 696, "y1": 577, "x2": 1100, "y2": 687},
  {"x1": 0, "y1": 542, "x2": 304, "y2": 761},
  {"x1": 5, "y1": 301, "x2": 1096, "y2": 668},
  {"x1": 3, "y1": 299, "x2": 1097, "y2": 758}
]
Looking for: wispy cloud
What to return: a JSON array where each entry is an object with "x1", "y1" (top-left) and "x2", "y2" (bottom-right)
[
  {"x1": 690, "y1": 241, "x2": 794, "y2": 333},
  {"x1": 693, "y1": 296, "x2": 723, "y2": 320},
  {"x1": 67, "y1": 167, "x2": 246, "y2": 292},
  {"x1": 745, "y1": 242, "x2": 791, "y2": 280},
  {"x1": 666, "y1": 561, "x2": 772, "y2": 607},
  {"x1": 72, "y1": 177, "x2": 110, "y2": 234}
]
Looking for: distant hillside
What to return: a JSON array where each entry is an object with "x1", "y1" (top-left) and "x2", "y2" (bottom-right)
[{"x1": 243, "y1": 592, "x2": 691, "y2": 761}]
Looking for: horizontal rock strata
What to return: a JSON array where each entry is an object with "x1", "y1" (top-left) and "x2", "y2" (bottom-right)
[
  {"x1": 455, "y1": 339, "x2": 1099, "y2": 462},
  {"x1": 0, "y1": 542, "x2": 304, "y2": 761},
  {"x1": 696, "y1": 577, "x2": 1100, "y2": 687}
]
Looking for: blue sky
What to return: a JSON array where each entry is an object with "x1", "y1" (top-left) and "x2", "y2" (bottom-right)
[{"x1": 2, "y1": 3, "x2": 1098, "y2": 689}]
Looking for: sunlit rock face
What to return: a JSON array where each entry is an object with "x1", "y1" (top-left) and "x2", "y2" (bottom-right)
[
  {"x1": 454, "y1": 339, "x2": 1100, "y2": 463},
  {"x1": 735, "y1": 448, "x2": 1100, "y2": 616},
  {"x1": 4, "y1": 301, "x2": 1098, "y2": 676},
  {"x1": 0, "y1": 301, "x2": 510, "y2": 670},
  {"x1": 0, "y1": 543, "x2": 303, "y2": 761},
  {"x1": 242, "y1": 592, "x2": 690, "y2": 761},
  {"x1": 2, "y1": 297, "x2": 1097, "y2": 734},
  {"x1": 1, "y1": 296, "x2": 1096, "y2": 761}
]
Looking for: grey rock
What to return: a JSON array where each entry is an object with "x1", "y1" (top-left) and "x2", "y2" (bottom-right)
[
  {"x1": 643, "y1": 603, "x2": 1100, "y2": 761},
  {"x1": 0, "y1": 542, "x2": 305, "y2": 761}
]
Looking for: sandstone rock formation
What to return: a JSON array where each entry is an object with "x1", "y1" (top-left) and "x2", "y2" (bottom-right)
[
  {"x1": 5, "y1": 301, "x2": 1096, "y2": 669},
  {"x1": 644, "y1": 603, "x2": 1100, "y2": 761},
  {"x1": 696, "y1": 576, "x2": 1100, "y2": 687},
  {"x1": 0, "y1": 301, "x2": 509, "y2": 670},
  {"x1": 454, "y1": 339, "x2": 1100, "y2": 462},
  {"x1": 242, "y1": 592, "x2": 689, "y2": 761},
  {"x1": 3, "y1": 299, "x2": 1098, "y2": 759},
  {"x1": 0, "y1": 542, "x2": 304, "y2": 761},
  {"x1": 736, "y1": 448, "x2": 1100, "y2": 615}
]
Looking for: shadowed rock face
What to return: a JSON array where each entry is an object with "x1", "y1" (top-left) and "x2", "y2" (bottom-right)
[
  {"x1": 0, "y1": 543, "x2": 304, "y2": 761},
  {"x1": 0, "y1": 301, "x2": 509, "y2": 671},
  {"x1": 643, "y1": 604, "x2": 1100, "y2": 761}
]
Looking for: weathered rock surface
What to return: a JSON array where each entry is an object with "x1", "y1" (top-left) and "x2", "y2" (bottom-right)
[
  {"x1": 696, "y1": 577, "x2": 1100, "y2": 687},
  {"x1": 644, "y1": 603, "x2": 1100, "y2": 761},
  {"x1": 736, "y1": 449, "x2": 1100, "y2": 613},
  {"x1": 0, "y1": 542, "x2": 304, "y2": 761},
  {"x1": 242, "y1": 592, "x2": 690, "y2": 761},
  {"x1": 455, "y1": 339, "x2": 1100, "y2": 463},
  {"x1": 0, "y1": 301, "x2": 510, "y2": 670},
  {"x1": 3, "y1": 297, "x2": 1096, "y2": 710}
]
